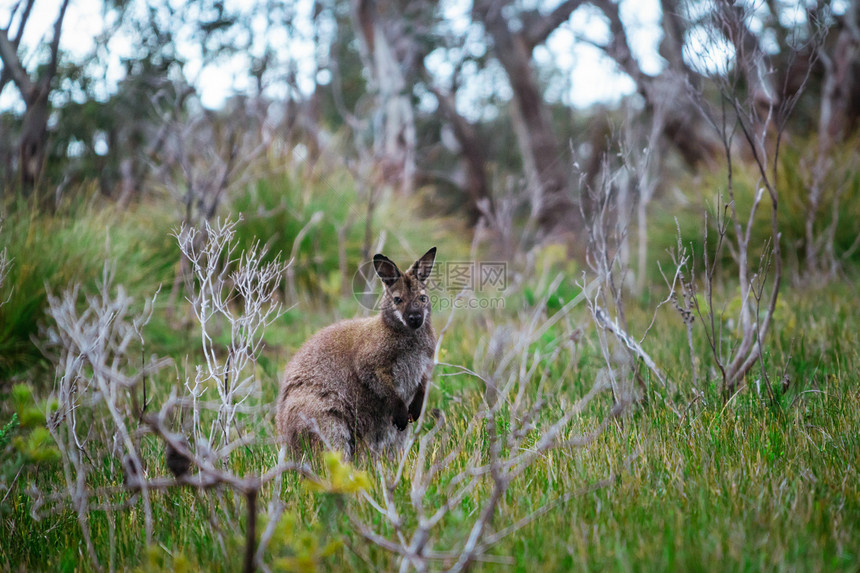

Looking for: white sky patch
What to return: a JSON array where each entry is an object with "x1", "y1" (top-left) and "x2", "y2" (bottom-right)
[
  {"x1": 684, "y1": 24, "x2": 734, "y2": 76},
  {"x1": 619, "y1": 0, "x2": 663, "y2": 75}
]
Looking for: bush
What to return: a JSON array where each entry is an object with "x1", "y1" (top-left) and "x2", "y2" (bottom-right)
[
  {"x1": 231, "y1": 173, "x2": 364, "y2": 304},
  {"x1": 0, "y1": 196, "x2": 175, "y2": 381},
  {"x1": 646, "y1": 138, "x2": 860, "y2": 284}
]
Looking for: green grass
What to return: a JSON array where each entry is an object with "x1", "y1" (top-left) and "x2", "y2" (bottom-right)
[
  {"x1": 1, "y1": 172, "x2": 859, "y2": 572},
  {"x1": 0, "y1": 194, "x2": 177, "y2": 381}
]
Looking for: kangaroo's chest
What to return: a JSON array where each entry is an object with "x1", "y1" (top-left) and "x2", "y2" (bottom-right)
[{"x1": 391, "y1": 346, "x2": 434, "y2": 401}]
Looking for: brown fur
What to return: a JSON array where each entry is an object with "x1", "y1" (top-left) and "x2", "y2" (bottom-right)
[{"x1": 276, "y1": 248, "x2": 437, "y2": 459}]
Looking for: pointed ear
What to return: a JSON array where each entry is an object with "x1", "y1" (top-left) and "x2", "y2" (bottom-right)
[
  {"x1": 410, "y1": 247, "x2": 436, "y2": 283},
  {"x1": 373, "y1": 254, "x2": 402, "y2": 287}
]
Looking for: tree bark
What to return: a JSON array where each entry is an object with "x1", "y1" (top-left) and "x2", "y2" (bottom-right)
[
  {"x1": 18, "y1": 85, "x2": 51, "y2": 187},
  {"x1": 803, "y1": 1, "x2": 860, "y2": 277},
  {"x1": 820, "y1": 1, "x2": 860, "y2": 143}
]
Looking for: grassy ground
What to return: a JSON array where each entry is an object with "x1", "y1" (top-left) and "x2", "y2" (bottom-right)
[{"x1": 1, "y1": 175, "x2": 859, "y2": 572}]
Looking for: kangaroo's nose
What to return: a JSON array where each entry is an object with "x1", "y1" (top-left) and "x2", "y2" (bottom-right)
[{"x1": 406, "y1": 311, "x2": 424, "y2": 329}]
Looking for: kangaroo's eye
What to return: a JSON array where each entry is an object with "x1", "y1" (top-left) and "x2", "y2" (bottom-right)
[
  {"x1": 393, "y1": 296, "x2": 403, "y2": 304},
  {"x1": 419, "y1": 295, "x2": 428, "y2": 303}
]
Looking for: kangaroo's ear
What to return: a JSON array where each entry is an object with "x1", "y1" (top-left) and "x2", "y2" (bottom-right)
[
  {"x1": 410, "y1": 247, "x2": 436, "y2": 283},
  {"x1": 374, "y1": 254, "x2": 402, "y2": 287}
]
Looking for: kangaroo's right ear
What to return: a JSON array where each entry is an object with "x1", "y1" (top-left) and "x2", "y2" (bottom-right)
[
  {"x1": 374, "y1": 254, "x2": 402, "y2": 287},
  {"x1": 410, "y1": 247, "x2": 436, "y2": 283}
]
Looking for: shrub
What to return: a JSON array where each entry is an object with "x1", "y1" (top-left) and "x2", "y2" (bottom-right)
[
  {"x1": 646, "y1": 138, "x2": 860, "y2": 284},
  {"x1": 0, "y1": 197, "x2": 175, "y2": 381}
]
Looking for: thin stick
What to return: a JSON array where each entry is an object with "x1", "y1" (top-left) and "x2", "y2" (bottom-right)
[{"x1": 244, "y1": 486, "x2": 258, "y2": 573}]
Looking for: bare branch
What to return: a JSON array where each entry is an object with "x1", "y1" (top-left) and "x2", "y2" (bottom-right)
[{"x1": 522, "y1": 0, "x2": 588, "y2": 52}]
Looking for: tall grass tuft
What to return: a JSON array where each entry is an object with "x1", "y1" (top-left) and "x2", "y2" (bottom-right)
[{"x1": 0, "y1": 198, "x2": 175, "y2": 382}]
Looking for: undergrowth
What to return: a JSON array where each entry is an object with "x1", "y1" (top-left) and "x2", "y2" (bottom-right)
[{"x1": 1, "y1": 170, "x2": 858, "y2": 572}]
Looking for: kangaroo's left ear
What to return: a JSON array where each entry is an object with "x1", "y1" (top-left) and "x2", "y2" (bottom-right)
[
  {"x1": 410, "y1": 247, "x2": 436, "y2": 283},
  {"x1": 374, "y1": 254, "x2": 402, "y2": 287}
]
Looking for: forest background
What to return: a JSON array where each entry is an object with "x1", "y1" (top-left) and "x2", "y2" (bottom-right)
[{"x1": 1, "y1": 0, "x2": 859, "y2": 571}]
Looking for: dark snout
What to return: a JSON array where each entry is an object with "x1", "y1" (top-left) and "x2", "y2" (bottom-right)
[{"x1": 406, "y1": 309, "x2": 424, "y2": 329}]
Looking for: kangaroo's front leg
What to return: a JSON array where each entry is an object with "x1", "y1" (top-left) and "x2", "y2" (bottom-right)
[
  {"x1": 360, "y1": 366, "x2": 409, "y2": 430},
  {"x1": 408, "y1": 377, "x2": 426, "y2": 422}
]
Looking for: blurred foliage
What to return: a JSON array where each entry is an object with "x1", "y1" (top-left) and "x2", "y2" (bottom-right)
[
  {"x1": 132, "y1": 545, "x2": 202, "y2": 573},
  {"x1": 0, "y1": 413, "x2": 19, "y2": 454},
  {"x1": 232, "y1": 173, "x2": 362, "y2": 304},
  {"x1": 1, "y1": 383, "x2": 59, "y2": 519},
  {"x1": 307, "y1": 451, "x2": 371, "y2": 495},
  {"x1": 267, "y1": 505, "x2": 344, "y2": 572}
]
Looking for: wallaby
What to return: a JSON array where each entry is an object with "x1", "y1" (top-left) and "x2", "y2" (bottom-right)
[{"x1": 276, "y1": 247, "x2": 437, "y2": 460}]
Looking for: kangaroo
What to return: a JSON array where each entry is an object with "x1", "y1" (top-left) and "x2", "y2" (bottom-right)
[{"x1": 276, "y1": 247, "x2": 437, "y2": 460}]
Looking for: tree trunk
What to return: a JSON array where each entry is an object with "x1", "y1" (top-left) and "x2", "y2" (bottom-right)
[
  {"x1": 0, "y1": 0, "x2": 69, "y2": 191},
  {"x1": 476, "y1": 3, "x2": 577, "y2": 236},
  {"x1": 18, "y1": 86, "x2": 50, "y2": 188},
  {"x1": 821, "y1": 1, "x2": 860, "y2": 143},
  {"x1": 428, "y1": 84, "x2": 493, "y2": 225},
  {"x1": 804, "y1": 1, "x2": 860, "y2": 278},
  {"x1": 351, "y1": 0, "x2": 417, "y2": 195},
  {"x1": 595, "y1": 0, "x2": 722, "y2": 168}
]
